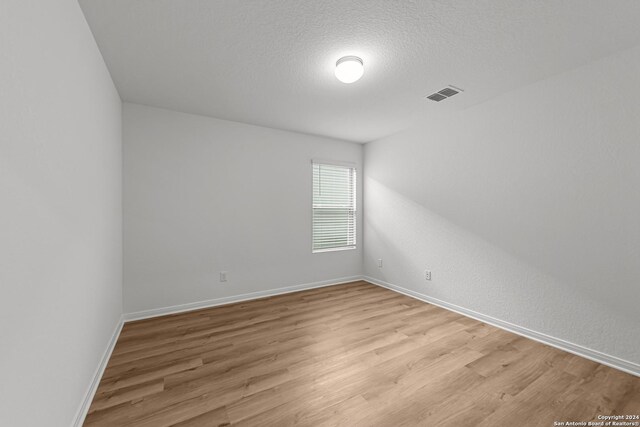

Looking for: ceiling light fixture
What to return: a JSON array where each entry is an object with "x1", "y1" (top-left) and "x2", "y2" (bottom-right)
[{"x1": 335, "y1": 56, "x2": 364, "y2": 84}]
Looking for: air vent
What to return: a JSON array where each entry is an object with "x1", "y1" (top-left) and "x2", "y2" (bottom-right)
[{"x1": 425, "y1": 85, "x2": 464, "y2": 102}]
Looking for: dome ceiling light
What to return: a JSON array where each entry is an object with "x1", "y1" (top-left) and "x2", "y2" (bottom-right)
[{"x1": 335, "y1": 56, "x2": 364, "y2": 84}]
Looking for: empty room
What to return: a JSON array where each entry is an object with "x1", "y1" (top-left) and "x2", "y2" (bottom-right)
[{"x1": 2, "y1": 1, "x2": 640, "y2": 426}]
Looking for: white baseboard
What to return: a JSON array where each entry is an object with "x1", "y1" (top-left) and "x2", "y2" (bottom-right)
[
  {"x1": 363, "y1": 276, "x2": 640, "y2": 378},
  {"x1": 123, "y1": 275, "x2": 363, "y2": 322},
  {"x1": 73, "y1": 316, "x2": 124, "y2": 427}
]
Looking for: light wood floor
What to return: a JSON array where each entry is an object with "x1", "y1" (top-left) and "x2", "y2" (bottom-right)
[{"x1": 85, "y1": 281, "x2": 640, "y2": 426}]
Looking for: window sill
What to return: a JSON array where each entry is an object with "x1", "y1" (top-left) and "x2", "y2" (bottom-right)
[{"x1": 312, "y1": 246, "x2": 356, "y2": 254}]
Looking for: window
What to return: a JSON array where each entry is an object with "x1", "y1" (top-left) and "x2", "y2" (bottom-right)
[{"x1": 312, "y1": 161, "x2": 356, "y2": 252}]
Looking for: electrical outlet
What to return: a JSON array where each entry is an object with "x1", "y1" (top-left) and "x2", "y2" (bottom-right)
[
  {"x1": 377, "y1": 259, "x2": 383, "y2": 268},
  {"x1": 425, "y1": 270, "x2": 431, "y2": 281},
  {"x1": 220, "y1": 271, "x2": 228, "y2": 282}
]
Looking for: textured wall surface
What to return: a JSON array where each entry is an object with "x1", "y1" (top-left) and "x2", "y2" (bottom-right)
[
  {"x1": 123, "y1": 103, "x2": 362, "y2": 313},
  {"x1": 364, "y1": 45, "x2": 640, "y2": 364},
  {"x1": 0, "y1": 1, "x2": 122, "y2": 426},
  {"x1": 79, "y1": 0, "x2": 640, "y2": 142}
]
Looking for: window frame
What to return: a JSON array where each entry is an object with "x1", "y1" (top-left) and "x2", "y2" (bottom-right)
[{"x1": 311, "y1": 160, "x2": 357, "y2": 254}]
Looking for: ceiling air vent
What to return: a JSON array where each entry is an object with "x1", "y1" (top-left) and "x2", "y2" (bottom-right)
[{"x1": 425, "y1": 85, "x2": 463, "y2": 102}]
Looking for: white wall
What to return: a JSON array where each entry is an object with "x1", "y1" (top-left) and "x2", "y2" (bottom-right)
[
  {"x1": 364, "y1": 45, "x2": 640, "y2": 365},
  {"x1": 0, "y1": 1, "x2": 122, "y2": 426},
  {"x1": 123, "y1": 103, "x2": 362, "y2": 313}
]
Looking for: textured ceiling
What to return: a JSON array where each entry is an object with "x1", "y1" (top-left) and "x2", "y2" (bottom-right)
[{"x1": 79, "y1": 0, "x2": 640, "y2": 142}]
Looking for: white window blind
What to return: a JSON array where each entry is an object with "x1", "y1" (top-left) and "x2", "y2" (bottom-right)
[{"x1": 312, "y1": 162, "x2": 356, "y2": 252}]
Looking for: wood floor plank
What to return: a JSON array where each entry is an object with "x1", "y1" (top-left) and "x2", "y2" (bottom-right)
[
  {"x1": 89, "y1": 380, "x2": 164, "y2": 413},
  {"x1": 84, "y1": 281, "x2": 640, "y2": 426},
  {"x1": 169, "y1": 406, "x2": 230, "y2": 427}
]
